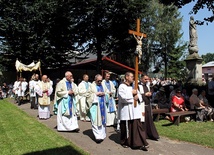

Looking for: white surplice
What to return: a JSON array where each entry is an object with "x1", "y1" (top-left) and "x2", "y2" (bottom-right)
[
  {"x1": 118, "y1": 83, "x2": 143, "y2": 121},
  {"x1": 78, "y1": 81, "x2": 91, "y2": 121}
]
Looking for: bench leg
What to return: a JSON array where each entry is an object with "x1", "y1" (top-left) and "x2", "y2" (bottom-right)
[
  {"x1": 153, "y1": 114, "x2": 160, "y2": 122},
  {"x1": 153, "y1": 114, "x2": 157, "y2": 121},
  {"x1": 156, "y1": 114, "x2": 160, "y2": 121},
  {"x1": 173, "y1": 116, "x2": 180, "y2": 126}
]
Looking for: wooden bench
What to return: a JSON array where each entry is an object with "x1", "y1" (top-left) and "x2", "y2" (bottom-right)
[
  {"x1": 165, "y1": 111, "x2": 196, "y2": 126},
  {"x1": 152, "y1": 108, "x2": 169, "y2": 122}
]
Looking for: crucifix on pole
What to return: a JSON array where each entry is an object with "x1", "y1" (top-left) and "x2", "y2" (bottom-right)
[{"x1": 129, "y1": 19, "x2": 147, "y2": 107}]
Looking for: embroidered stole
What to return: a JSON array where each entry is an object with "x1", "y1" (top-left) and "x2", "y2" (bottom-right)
[
  {"x1": 105, "y1": 81, "x2": 115, "y2": 112},
  {"x1": 66, "y1": 81, "x2": 73, "y2": 116},
  {"x1": 38, "y1": 82, "x2": 50, "y2": 105},
  {"x1": 96, "y1": 85, "x2": 106, "y2": 125}
]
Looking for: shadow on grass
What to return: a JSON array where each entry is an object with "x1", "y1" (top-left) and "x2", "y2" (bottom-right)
[
  {"x1": 23, "y1": 145, "x2": 87, "y2": 155},
  {"x1": 162, "y1": 122, "x2": 174, "y2": 126},
  {"x1": 161, "y1": 119, "x2": 191, "y2": 126}
]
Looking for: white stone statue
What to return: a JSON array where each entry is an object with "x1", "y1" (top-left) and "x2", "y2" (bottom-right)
[{"x1": 188, "y1": 16, "x2": 199, "y2": 57}]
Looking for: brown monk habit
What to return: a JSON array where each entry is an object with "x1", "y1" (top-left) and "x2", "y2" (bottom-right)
[
  {"x1": 140, "y1": 83, "x2": 159, "y2": 140},
  {"x1": 120, "y1": 119, "x2": 148, "y2": 149}
]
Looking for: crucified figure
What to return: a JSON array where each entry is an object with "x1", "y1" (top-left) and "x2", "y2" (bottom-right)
[{"x1": 133, "y1": 33, "x2": 143, "y2": 64}]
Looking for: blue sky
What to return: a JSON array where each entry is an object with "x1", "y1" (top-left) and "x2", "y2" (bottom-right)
[{"x1": 179, "y1": 2, "x2": 214, "y2": 56}]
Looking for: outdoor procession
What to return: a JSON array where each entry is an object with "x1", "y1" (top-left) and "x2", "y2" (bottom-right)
[{"x1": 1, "y1": 0, "x2": 214, "y2": 155}]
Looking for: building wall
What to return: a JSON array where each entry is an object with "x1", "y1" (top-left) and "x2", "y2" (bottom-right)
[
  {"x1": 202, "y1": 66, "x2": 214, "y2": 74},
  {"x1": 202, "y1": 66, "x2": 214, "y2": 81}
]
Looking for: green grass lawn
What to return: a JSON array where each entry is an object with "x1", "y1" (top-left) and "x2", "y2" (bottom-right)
[
  {"x1": 0, "y1": 99, "x2": 89, "y2": 155},
  {"x1": 155, "y1": 119, "x2": 214, "y2": 148}
]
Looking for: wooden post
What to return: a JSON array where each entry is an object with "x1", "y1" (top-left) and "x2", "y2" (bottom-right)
[
  {"x1": 129, "y1": 19, "x2": 147, "y2": 107},
  {"x1": 38, "y1": 60, "x2": 42, "y2": 77}
]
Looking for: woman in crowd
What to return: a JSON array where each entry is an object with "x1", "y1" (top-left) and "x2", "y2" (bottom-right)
[
  {"x1": 198, "y1": 90, "x2": 214, "y2": 121},
  {"x1": 170, "y1": 88, "x2": 188, "y2": 121}
]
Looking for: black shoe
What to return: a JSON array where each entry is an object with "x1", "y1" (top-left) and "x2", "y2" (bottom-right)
[
  {"x1": 95, "y1": 139, "x2": 103, "y2": 144},
  {"x1": 74, "y1": 128, "x2": 80, "y2": 132},
  {"x1": 140, "y1": 146, "x2": 148, "y2": 151},
  {"x1": 122, "y1": 145, "x2": 129, "y2": 148}
]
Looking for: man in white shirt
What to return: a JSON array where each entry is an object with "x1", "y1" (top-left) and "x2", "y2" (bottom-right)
[
  {"x1": 35, "y1": 75, "x2": 53, "y2": 119},
  {"x1": 78, "y1": 74, "x2": 91, "y2": 121},
  {"x1": 118, "y1": 72, "x2": 148, "y2": 151},
  {"x1": 29, "y1": 75, "x2": 37, "y2": 109},
  {"x1": 53, "y1": 71, "x2": 79, "y2": 132},
  {"x1": 102, "y1": 72, "x2": 117, "y2": 126},
  {"x1": 16, "y1": 77, "x2": 27, "y2": 106},
  {"x1": 87, "y1": 74, "x2": 108, "y2": 143},
  {"x1": 13, "y1": 79, "x2": 19, "y2": 103}
]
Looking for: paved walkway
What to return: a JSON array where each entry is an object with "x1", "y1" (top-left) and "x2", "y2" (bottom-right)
[{"x1": 15, "y1": 101, "x2": 214, "y2": 155}]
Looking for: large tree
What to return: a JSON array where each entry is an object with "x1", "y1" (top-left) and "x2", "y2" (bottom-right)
[
  {"x1": 201, "y1": 53, "x2": 214, "y2": 64},
  {"x1": 0, "y1": 0, "x2": 150, "y2": 72},
  {"x1": 69, "y1": 0, "x2": 150, "y2": 73},
  {"x1": 141, "y1": 1, "x2": 186, "y2": 78},
  {"x1": 0, "y1": 0, "x2": 75, "y2": 70}
]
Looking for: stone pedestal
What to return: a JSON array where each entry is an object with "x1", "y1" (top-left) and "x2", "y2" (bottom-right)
[{"x1": 185, "y1": 58, "x2": 203, "y2": 84}]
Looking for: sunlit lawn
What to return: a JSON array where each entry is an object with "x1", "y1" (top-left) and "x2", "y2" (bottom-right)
[
  {"x1": 155, "y1": 118, "x2": 214, "y2": 148},
  {"x1": 0, "y1": 99, "x2": 89, "y2": 155}
]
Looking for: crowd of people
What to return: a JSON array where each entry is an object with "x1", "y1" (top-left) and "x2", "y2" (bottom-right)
[
  {"x1": 1, "y1": 71, "x2": 213, "y2": 152},
  {"x1": 0, "y1": 82, "x2": 14, "y2": 99},
  {"x1": 149, "y1": 77, "x2": 214, "y2": 122}
]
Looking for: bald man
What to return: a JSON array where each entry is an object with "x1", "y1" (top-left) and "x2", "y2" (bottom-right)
[
  {"x1": 53, "y1": 71, "x2": 79, "y2": 132},
  {"x1": 87, "y1": 74, "x2": 109, "y2": 143},
  {"x1": 35, "y1": 75, "x2": 53, "y2": 119}
]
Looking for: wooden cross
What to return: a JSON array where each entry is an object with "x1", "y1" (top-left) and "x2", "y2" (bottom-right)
[{"x1": 129, "y1": 19, "x2": 147, "y2": 107}]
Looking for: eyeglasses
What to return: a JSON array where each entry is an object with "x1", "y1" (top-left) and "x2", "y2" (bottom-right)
[{"x1": 97, "y1": 80, "x2": 102, "y2": 83}]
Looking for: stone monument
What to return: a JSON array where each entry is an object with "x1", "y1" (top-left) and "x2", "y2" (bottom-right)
[{"x1": 185, "y1": 16, "x2": 203, "y2": 84}]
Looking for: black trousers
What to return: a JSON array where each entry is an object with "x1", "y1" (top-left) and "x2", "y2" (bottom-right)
[
  {"x1": 208, "y1": 94, "x2": 214, "y2": 108},
  {"x1": 17, "y1": 96, "x2": 23, "y2": 105},
  {"x1": 30, "y1": 97, "x2": 37, "y2": 109}
]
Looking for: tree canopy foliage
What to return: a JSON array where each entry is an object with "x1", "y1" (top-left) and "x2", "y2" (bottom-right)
[
  {"x1": 0, "y1": 0, "x2": 76, "y2": 69},
  {"x1": 141, "y1": 1, "x2": 186, "y2": 78},
  {"x1": 0, "y1": 0, "x2": 186, "y2": 77},
  {"x1": 160, "y1": 0, "x2": 214, "y2": 24},
  {"x1": 202, "y1": 53, "x2": 214, "y2": 64}
]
